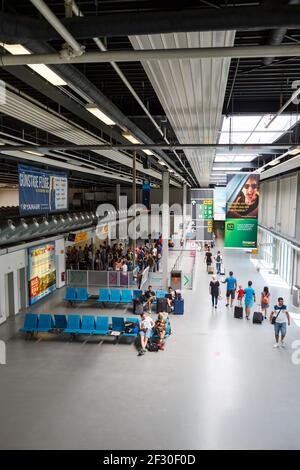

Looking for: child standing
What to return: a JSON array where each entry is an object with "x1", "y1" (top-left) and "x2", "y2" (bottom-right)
[{"x1": 237, "y1": 285, "x2": 245, "y2": 306}]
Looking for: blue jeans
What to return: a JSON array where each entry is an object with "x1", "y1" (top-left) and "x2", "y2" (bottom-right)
[
  {"x1": 216, "y1": 262, "x2": 221, "y2": 274},
  {"x1": 274, "y1": 322, "x2": 287, "y2": 337}
]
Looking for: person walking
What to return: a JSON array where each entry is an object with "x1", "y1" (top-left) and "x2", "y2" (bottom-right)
[
  {"x1": 261, "y1": 286, "x2": 270, "y2": 319},
  {"x1": 215, "y1": 251, "x2": 223, "y2": 275},
  {"x1": 270, "y1": 297, "x2": 290, "y2": 348},
  {"x1": 209, "y1": 276, "x2": 220, "y2": 309},
  {"x1": 205, "y1": 247, "x2": 213, "y2": 273},
  {"x1": 244, "y1": 281, "x2": 256, "y2": 320},
  {"x1": 222, "y1": 271, "x2": 237, "y2": 307}
]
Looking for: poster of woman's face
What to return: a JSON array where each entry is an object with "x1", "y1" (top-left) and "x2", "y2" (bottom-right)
[{"x1": 226, "y1": 173, "x2": 260, "y2": 219}]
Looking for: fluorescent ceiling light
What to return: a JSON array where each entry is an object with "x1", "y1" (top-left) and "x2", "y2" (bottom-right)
[
  {"x1": 2, "y1": 44, "x2": 67, "y2": 86},
  {"x1": 219, "y1": 114, "x2": 300, "y2": 145},
  {"x1": 215, "y1": 154, "x2": 257, "y2": 163},
  {"x1": 25, "y1": 150, "x2": 45, "y2": 157},
  {"x1": 288, "y1": 147, "x2": 300, "y2": 156},
  {"x1": 144, "y1": 149, "x2": 154, "y2": 155},
  {"x1": 158, "y1": 160, "x2": 167, "y2": 166},
  {"x1": 168, "y1": 169, "x2": 175, "y2": 173},
  {"x1": 212, "y1": 166, "x2": 243, "y2": 171},
  {"x1": 122, "y1": 132, "x2": 140, "y2": 144},
  {"x1": 269, "y1": 159, "x2": 280, "y2": 166},
  {"x1": 85, "y1": 104, "x2": 115, "y2": 126}
]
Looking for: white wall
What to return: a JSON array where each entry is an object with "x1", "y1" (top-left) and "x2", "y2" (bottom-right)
[
  {"x1": 0, "y1": 249, "x2": 27, "y2": 324},
  {"x1": 0, "y1": 188, "x2": 18, "y2": 207}
]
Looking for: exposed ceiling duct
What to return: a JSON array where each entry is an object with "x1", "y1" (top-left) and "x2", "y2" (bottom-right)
[
  {"x1": 130, "y1": 31, "x2": 235, "y2": 186},
  {"x1": 0, "y1": 5, "x2": 300, "y2": 42},
  {"x1": 263, "y1": 0, "x2": 300, "y2": 66}
]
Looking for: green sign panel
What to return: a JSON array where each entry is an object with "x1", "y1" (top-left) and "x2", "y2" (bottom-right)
[{"x1": 224, "y1": 218, "x2": 258, "y2": 248}]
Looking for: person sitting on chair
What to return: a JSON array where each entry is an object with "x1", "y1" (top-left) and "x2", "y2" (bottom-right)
[
  {"x1": 138, "y1": 312, "x2": 155, "y2": 355},
  {"x1": 143, "y1": 285, "x2": 156, "y2": 312},
  {"x1": 155, "y1": 312, "x2": 166, "y2": 351},
  {"x1": 165, "y1": 286, "x2": 175, "y2": 311}
]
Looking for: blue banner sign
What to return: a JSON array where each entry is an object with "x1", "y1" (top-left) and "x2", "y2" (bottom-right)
[{"x1": 18, "y1": 164, "x2": 68, "y2": 215}]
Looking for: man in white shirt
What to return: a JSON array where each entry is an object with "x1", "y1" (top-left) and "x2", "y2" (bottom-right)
[
  {"x1": 270, "y1": 297, "x2": 290, "y2": 348},
  {"x1": 138, "y1": 312, "x2": 155, "y2": 355}
]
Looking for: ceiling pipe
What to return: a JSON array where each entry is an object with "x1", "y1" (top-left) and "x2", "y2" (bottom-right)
[
  {"x1": 29, "y1": 0, "x2": 84, "y2": 57},
  {"x1": 71, "y1": 1, "x2": 197, "y2": 186},
  {"x1": 264, "y1": 86, "x2": 300, "y2": 128},
  {"x1": 1, "y1": 5, "x2": 300, "y2": 42},
  {"x1": 263, "y1": 0, "x2": 300, "y2": 66},
  {"x1": 1, "y1": 45, "x2": 300, "y2": 66}
]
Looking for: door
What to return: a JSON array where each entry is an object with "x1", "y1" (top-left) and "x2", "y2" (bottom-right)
[
  {"x1": 18, "y1": 267, "x2": 26, "y2": 310},
  {"x1": 5, "y1": 272, "x2": 15, "y2": 318}
]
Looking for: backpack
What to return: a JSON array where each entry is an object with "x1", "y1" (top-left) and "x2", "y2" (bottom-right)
[
  {"x1": 216, "y1": 255, "x2": 221, "y2": 262},
  {"x1": 262, "y1": 294, "x2": 269, "y2": 304},
  {"x1": 147, "y1": 340, "x2": 159, "y2": 352}
]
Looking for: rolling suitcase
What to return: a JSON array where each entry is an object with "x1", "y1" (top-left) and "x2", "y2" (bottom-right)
[
  {"x1": 174, "y1": 299, "x2": 184, "y2": 315},
  {"x1": 156, "y1": 297, "x2": 168, "y2": 313},
  {"x1": 219, "y1": 264, "x2": 225, "y2": 275},
  {"x1": 253, "y1": 310, "x2": 264, "y2": 324},
  {"x1": 234, "y1": 306, "x2": 243, "y2": 319},
  {"x1": 207, "y1": 265, "x2": 214, "y2": 274},
  {"x1": 133, "y1": 299, "x2": 143, "y2": 315}
]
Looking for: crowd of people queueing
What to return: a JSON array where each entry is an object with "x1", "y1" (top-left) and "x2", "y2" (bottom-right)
[
  {"x1": 66, "y1": 238, "x2": 163, "y2": 274},
  {"x1": 206, "y1": 245, "x2": 291, "y2": 349}
]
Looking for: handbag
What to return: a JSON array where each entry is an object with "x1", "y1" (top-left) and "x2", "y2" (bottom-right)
[{"x1": 271, "y1": 308, "x2": 282, "y2": 325}]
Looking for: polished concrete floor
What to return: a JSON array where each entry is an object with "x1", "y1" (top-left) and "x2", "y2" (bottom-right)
[{"x1": 1, "y1": 246, "x2": 300, "y2": 450}]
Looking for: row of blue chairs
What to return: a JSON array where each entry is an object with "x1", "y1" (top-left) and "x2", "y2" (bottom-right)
[
  {"x1": 19, "y1": 313, "x2": 171, "y2": 340},
  {"x1": 64, "y1": 287, "x2": 168, "y2": 304}
]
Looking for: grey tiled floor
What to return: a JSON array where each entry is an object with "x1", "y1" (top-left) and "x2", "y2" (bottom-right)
[{"x1": 1, "y1": 247, "x2": 300, "y2": 449}]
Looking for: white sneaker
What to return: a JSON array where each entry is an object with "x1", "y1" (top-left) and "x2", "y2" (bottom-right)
[{"x1": 273, "y1": 343, "x2": 279, "y2": 349}]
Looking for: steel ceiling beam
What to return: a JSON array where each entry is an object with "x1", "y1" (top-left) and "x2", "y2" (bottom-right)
[
  {"x1": 0, "y1": 143, "x2": 294, "y2": 152},
  {"x1": 1, "y1": 45, "x2": 300, "y2": 66},
  {"x1": 1, "y1": 5, "x2": 300, "y2": 42}
]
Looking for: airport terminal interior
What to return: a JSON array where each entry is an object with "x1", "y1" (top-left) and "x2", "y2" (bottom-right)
[{"x1": 1, "y1": 0, "x2": 300, "y2": 451}]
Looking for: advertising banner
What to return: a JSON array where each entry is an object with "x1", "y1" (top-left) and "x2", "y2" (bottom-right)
[
  {"x1": 18, "y1": 164, "x2": 68, "y2": 215},
  {"x1": 28, "y1": 243, "x2": 56, "y2": 305},
  {"x1": 224, "y1": 173, "x2": 260, "y2": 249},
  {"x1": 213, "y1": 187, "x2": 226, "y2": 221}
]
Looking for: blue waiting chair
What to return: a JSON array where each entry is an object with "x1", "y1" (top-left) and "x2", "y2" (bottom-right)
[
  {"x1": 64, "y1": 287, "x2": 77, "y2": 302},
  {"x1": 120, "y1": 290, "x2": 133, "y2": 303},
  {"x1": 80, "y1": 316, "x2": 96, "y2": 334},
  {"x1": 108, "y1": 289, "x2": 121, "y2": 303},
  {"x1": 93, "y1": 316, "x2": 110, "y2": 335},
  {"x1": 156, "y1": 290, "x2": 167, "y2": 299},
  {"x1": 54, "y1": 314, "x2": 67, "y2": 330},
  {"x1": 77, "y1": 288, "x2": 90, "y2": 302},
  {"x1": 111, "y1": 316, "x2": 125, "y2": 332},
  {"x1": 96, "y1": 288, "x2": 110, "y2": 303},
  {"x1": 34, "y1": 314, "x2": 54, "y2": 332},
  {"x1": 19, "y1": 313, "x2": 38, "y2": 333},
  {"x1": 64, "y1": 315, "x2": 81, "y2": 334},
  {"x1": 133, "y1": 289, "x2": 143, "y2": 300},
  {"x1": 123, "y1": 317, "x2": 139, "y2": 337}
]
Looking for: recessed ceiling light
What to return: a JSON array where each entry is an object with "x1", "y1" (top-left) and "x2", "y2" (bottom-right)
[
  {"x1": 2, "y1": 44, "x2": 67, "y2": 86},
  {"x1": 158, "y1": 160, "x2": 167, "y2": 166},
  {"x1": 144, "y1": 149, "x2": 154, "y2": 155},
  {"x1": 85, "y1": 103, "x2": 115, "y2": 126},
  {"x1": 122, "y1": 132, "x2": 140, "y2": 144},
  {"x1": 25, "y1": 150, "x2": 45, "y2": 157}
]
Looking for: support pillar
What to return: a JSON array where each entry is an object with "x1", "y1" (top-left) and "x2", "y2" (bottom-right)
[
  {"x1": 132, "y1": 151, "x2": 136, "y2": 267},
  {"x1": 161, "y1": 171, "x2": 169, "y2": 286},
  {"x1": 182, "y1": 183, "x2": 187, "y2": 240},
  {"x1": 116, "y1": 183, "x2": 120, "y2": 240}
]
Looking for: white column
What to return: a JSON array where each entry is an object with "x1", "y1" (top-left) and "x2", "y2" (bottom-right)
[
  {"x1": 161, "y1": 171, "x2": 169, "y2": 287},
  {"x1": 182, "y1": 183, "x2": 187, "y2": 239}
]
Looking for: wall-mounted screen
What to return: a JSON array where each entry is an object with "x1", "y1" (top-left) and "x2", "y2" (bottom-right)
[{"x1": 28, "y1": 242, "x2": 56, "y2": 305}]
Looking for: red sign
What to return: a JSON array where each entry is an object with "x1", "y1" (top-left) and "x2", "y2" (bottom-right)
[{"x1": 30, "y1": 276, "x2": 39, "y2": 298}]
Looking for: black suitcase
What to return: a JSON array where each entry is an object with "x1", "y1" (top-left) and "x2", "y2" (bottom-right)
[
  {"x1": 253, "y1": 311, "x2": 263, "y2": 324},
  {"x1": 234, "y1": 306, "x2": 243, "y2": 319},
  {"x1": 133, "y1": 299, "x2": 143, "y2": 315},
  {"x1": 174, "y1": 299, "x2": 184, "y2": 315},
  {"x1": 156, "y1": 297, "x2": 168, "y2": 313}
]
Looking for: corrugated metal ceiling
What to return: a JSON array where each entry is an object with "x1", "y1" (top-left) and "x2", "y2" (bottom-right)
[{"x1": 130, "y1": 31, "x2": 235, "y2": 186}]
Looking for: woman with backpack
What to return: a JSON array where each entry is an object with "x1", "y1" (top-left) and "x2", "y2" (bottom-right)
[
  {"x1": 215, "y1": 251, "x2": 223, "y2": 275},
  {"x1": 261, "y1": 286, "x2": 270, "y2": 319}
]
